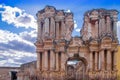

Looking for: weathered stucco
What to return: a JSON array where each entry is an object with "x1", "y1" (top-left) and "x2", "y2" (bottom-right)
[{"x1": 17, "y1": 6, "x2": 119, "y2": 80}]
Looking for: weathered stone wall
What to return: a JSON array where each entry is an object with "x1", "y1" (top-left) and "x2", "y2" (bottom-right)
[
  {"x1": 17, "y1": 61, "x2": 37, "y2": 80},
  {"x1": 81, "y1": 9, "x2": 118, "y2": 41},
  {"x1": 34, "y1": 6, "x2": 118, "y2": 80},
  {"x1": 17, "y1": 6, "x2": 119, "y2": 80},
  {"x1": 36, "y1": 5, "x2": 74, "y2": 42},
  {"x1": 0, "y1": 67, "x2": 19, "y2": 80}
]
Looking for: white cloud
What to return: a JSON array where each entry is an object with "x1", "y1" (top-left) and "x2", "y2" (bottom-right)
[
  {"x1": 0, "y1": 5, "x2": 37, "y2": 29},
  {"x1": 117, "y1": 21, "x2": 120, "y2": 42},
  {"x1": 67, "y1": 61, "x2": 78, "y2": 65},
  {"x1": 74, "y1": 20, "x2": 77, "y2": 29},
  {"x1": 0, "y1": 59, "x2": 22, "y2": 67},
  {"x1": 65, "y1": 9, "x2": 71, "y2": 13},
  {"x1": 19, "y1": 30, "x2": 37, "y2": 42},
  {"x1": 0, "y1": 5, "x2": 2, "y2": 8},
  {"x1": 75, "y1": 28, "x2": 80, "y2": 32},
  {"x1": 0, "y1": 49, "x2": 36, "y2": 58},
  {"x1": 0, "y1": 29, "x2": 35, "y2": 46},
  {"x1": 0, "y1": 5, "x2": 38, "y2": 67},
  {"x1": 0, "y1": 29, "x2": 37, "y2": 67},
  {"x1": 0, "y1": 45, "x2": 36, "y2": 67}
]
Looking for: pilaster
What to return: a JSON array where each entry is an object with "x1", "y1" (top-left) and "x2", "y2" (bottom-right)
[
  {"x1": 107, "y1": 50, "x2": 111, "y2": 70},
  {"x1": 50, "y1": 50, "x2": 55, "y2": 71},
  {"x1": 37, "y1": 52, "x2": 40, "y2": 71},
  {"x1": 56, "y1": 52, "x2": 59, "y2": 71},
  {"x1": 101, "y1": 17, "x2": 105, "y2": 34},
  {"x1": 44, "y1": 50, "x2": 48, "y2": 71},
  {"x1": 61, "y1": 21, "x2": 65, "y2": 39},
  {"x1": 44, "y1": 18, "x2": 49, "y2": 34},
  {"x1": 50, "y1": 17, "x2": 55, "y2": 37},
  {"x1": 56, "y1": 22, "x2": 59, "y2": 39},
  {"x1": 61, "y1": 52, "x2": 65, "y2": 71},
  {"x1": 37, "y1": 21, "x2": 42, "y2": 40},
  {"x1": 113, "y1": 18, "x2": 117, "y2": 38},
  {"x1": 90, "y1": 52, "x2": 93, "y2": 71},
  {"x1": 100, "y1": 50, "x2": 105, "y2": 70},
  {"x1": 106, "y1": 16, "x2": 111, "y2": 33}
]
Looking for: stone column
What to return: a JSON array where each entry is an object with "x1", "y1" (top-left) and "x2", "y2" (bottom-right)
[
  {"x1": 42, "y1": 23, "x2": 45, "y2": 39},
  {"x1": 113, "y1": 18, "x2": 117, "y2": 38},
  {"x1": 107, "y1": 50, "x2": 111, "y2": 70},
  {"x1": 98, "y1": 18, "x2": 102, "y2": 36},
  {"x1": 101, "y1": 50, "x2": 105, "y2": 70},
  {"x1": 61, "y1": 52, "x2": 65, "y2": 71},
  {"x1": 56, "y1": 52, "x2": 59, "y2": 71},
  {"x1": 37, "y1": 20, "x2": 41, "y2": 40},
  {"x1": 101, "y1": 18, "x2": 105, "y2": 33},
  {"x1": 95, "y1": 21, "x2": 98, "y2": 38},
  {"x1": 88, "y1": 23, "x2": 92, "y2": 37},
  {"x1": 61, "y1": 21, "x2": 65, "y2": 38},
  {"x1": 99, "y1": 52, "x2": 101, "y2": 70},
  {"x1": 37, "y1": 52, "x2": 40, "y2": 70},
  {"x1": 50, "y1": 17, "x2": 55, "y2": 37},
  {"x1": 50, "y1": 50, "x2": 55, "y2": 70},
  {"x1": 95, "y1": 52, "x2": 98, "y2": 70},
  {"x1": 56, "y1": 22, "x2": 59, "y2": 39},
  {"x1": 113, "y1": 21, "x2": 117, "y2": 37},
  {"x1": 45, "y1": 18, "x2": 49, "y2": 34},
  {"x1": 106, "y1": 16, "x2": 111, "y2": 33},
  {"x1": 44, "y1": 50, "x2": 48, "y2": 71},
  {"x1": 90, "y1": 52, "x2": 93, "y2": 70}
]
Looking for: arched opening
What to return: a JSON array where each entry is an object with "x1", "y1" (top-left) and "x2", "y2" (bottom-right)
[{"x1": 65, "y1": 54, "x2": 87, "y2": 80}]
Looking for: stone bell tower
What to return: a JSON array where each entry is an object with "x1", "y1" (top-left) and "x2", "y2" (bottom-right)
[
  {"x1": 35, "y1": 6, "x2": 119, "y2": 80},
  {"x1": 35, "y1": 5, "x2": 74, "y2": 79},
  {"x1": 81, "y1": 9, "x2": 119, "y2": 80},
  {"x1": 17, "y1": 5, "x2": 119, "y2": 80},
  {"x1": 36, "y1": 5, "x2": 74, "y2": 41},
  {"x1": 81, "y1": 9, "x2": 118, "y2": 41}
]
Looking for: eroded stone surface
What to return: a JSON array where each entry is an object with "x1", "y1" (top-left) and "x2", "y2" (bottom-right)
[{"x1": 17, "y1": 6, "x2": 119, "y2": 80}]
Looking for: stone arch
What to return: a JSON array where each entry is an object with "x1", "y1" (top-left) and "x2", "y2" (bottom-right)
[
  {"x1": 65, "y1": 54, "x2": 88, "y2": 80},
  {"x1": 65, "y1": 54, "x2": 88, "y2": 69}
]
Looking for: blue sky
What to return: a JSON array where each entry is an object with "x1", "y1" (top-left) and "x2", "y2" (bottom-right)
[{"x1": 0, "y1": 0, "x2": 120, "y2": 67}]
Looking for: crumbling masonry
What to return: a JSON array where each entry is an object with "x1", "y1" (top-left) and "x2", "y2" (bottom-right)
[{"x1": 18, "y1": 6, "x2": 119, "y2": 80}]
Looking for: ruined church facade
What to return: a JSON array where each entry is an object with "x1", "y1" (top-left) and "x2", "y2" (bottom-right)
[{"x1": 18, "y1": 6, "x2": 119, "y2": 80}]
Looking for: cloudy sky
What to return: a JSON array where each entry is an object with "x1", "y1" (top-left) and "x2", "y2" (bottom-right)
[{"x1": 0, "y1": 0, "x2": 120, "y2": 67}]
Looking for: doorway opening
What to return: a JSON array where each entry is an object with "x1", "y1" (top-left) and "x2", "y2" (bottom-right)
[
  {"x1": 10, "y1": 71, "x2": 17, "y2": 80},
  {"x1": 66, "y1": 54, "x2": 87, "y2": 80}
]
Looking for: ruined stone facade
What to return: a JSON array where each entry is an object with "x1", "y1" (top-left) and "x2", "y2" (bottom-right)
[{"x1": 18, "y1": 6, "x2": 119, "y2": 80}]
